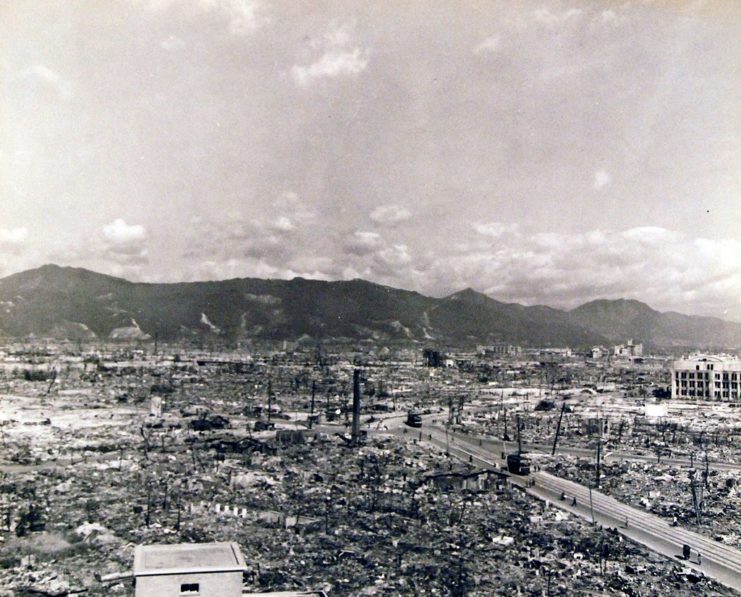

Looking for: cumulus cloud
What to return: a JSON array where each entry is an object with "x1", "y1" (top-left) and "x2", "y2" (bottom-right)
[
  {"x1": 101, "y1": 219, "x2": 149, "y2": 265},
  {"x1": 426, "y1": 224, "x2": 741, "y2": 319},
  {"x1": 169, "y1": 213, "x2": 741, "y2": 320},
  {"x1": 275, "y1": 191, "x2": 316, "y2": 224},
  {"x1": 103, "y1": 219, "x2": 147, "y2": 245},
  {"x1": 473, "y1": 222, "x2": 519, "y2": 238},
  {"x1": 143, "y1": 0, "x2": 266, "y2": 36},
  {"x1": 160, "y1": 35, "x2": 185, "y2": 51},
  {"x1": 0, "y1": 227, "x2": 29, "y2": 247},
  {"x1": 370, "y1": 205, "x2": 411, "y2": 227},
  {"x1": 23, "y1": 64, "x2": 73, "y2": 100},
  {"x1": 291, "y1": 22, "x2": 368, "y2": 87},
  {"x1": 270, "y1": 216, "x2": 295, "y2": 233},
  {"x1": 218, "y1": 0, "x2": 264, "y2": 35},
  {"x1": 593, "y1": 169, "x2": 611, "y2": 189},
  {"x1": 344, "y1": 231, "x2": 383, "y2": 256},
  {"x1": 473, "y1": 35, "x2": 502, "y2": 55},
  {"x1": 532, "y1": 7, "x2": 583, "y2": 27}
]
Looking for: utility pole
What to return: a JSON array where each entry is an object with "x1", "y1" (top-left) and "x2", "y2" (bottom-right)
[
  {"x1": 552, "y1": 403, "x2": 566, "y2": 456},
  {"x1": 690, "y1": 470, "x2": 703, "y2": 526},
  {"x1": 516, "y1": 414, "x2": 522, "y2": 456},
  {"x1": 267, "y1": 379, "x2": 273, "y2": 422},
  {"x1": 351, "y1": 369, "x2": 361, "y2": 447},
  {"x1": 595, "y1": 418, "x2": 602, "y2": 489},
  {"x1": 309, "y1": 380, "x2": 316, "y2": 429}
]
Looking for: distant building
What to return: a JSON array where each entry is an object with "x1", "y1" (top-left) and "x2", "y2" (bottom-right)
[
  {"x1": 478, "y1": 344, "x2": 522, "y2": 357},
  {"x1": 134, "y1": 542, "x2": 247, "y2": 597},
  {"x1": 671, "y1": 354, "x2": 741, "y2": 401},
  {"x1": 591, "y1": 346, "x2": 606, "y2": 359},
  {"x1": 613, "y1": 339, "x2": 643, "y2": 358},
  {"x1": 537, "y1": 348, "x2": 572, "y2": 358}
]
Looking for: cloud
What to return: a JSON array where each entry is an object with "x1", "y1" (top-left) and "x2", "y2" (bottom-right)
[
  {"x1": 344, "y1": 231, "x2": 383, "y2": 256},
  {"x1": 291, "y1": 49, "x2": 368, "y2": 87},
  {"x1": 291, "y1": 22, "x2": 368, "y2": 87},
  {"x1": 473, "y1": 222, "x2": 519, "y2": 238},
  {"x1": 275, "y1": 192, "x2": 316, "y2": 224},
  {"x1": 103, "y1": 219, "x2": 147, "y2": 245},
  {"x1": 0, "y1": 227, "x2": 29, "y2": 247},
  {"x1": 160, "y1": 35, "x2": 185, "y2": 51},
  {"x1": 370, "y1": 205, "x2": 411, "y2": 227},
  {"x1": 218, "y1": 0, "x2": 264, "y2": 35},
  {"x1": 599, "y1": 10, "x2": 620, "y2": 25},
  {"x1": 101, "y1": 219, "x2": 149, "y2": 265},
  {"x1": 143, "y1": 0, "x2": 266, "y2": 36},
  {"x1": 473, "y1": 35, "x2": 502, "y2": 55},
  {"x1": 167, "y1": 213, "x2": 741, "y2": 321},
  {"x1": 269, "y1": 216, "x2": 295, "y2": 233},
  {"x1": 425, "y1": 224, "x2": 741, "y2": 319},
  {"x1": 182, "y1": 214, "x2": 303, "y2": 271},
  {"x1": 593, "y1": 169, "x2": 612, "y2": 189},
  {"x1": 532, "y1": 7, "x2": 583, "y2": 27},
  {"x1": 23, "y1": 64, "x2": 73, "y2": 100}
]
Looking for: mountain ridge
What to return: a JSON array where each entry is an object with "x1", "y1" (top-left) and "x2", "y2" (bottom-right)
[{"x1": 0, "y1": 264, "x2": 739, "y2": 349}]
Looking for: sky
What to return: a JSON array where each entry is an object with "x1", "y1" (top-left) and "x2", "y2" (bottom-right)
[{"x1": 1, "y1": 0, "x2": 740, "y2": 320}]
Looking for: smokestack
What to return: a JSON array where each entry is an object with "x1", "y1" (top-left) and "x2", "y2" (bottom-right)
[{"x1": 351, "y1": 369, "x2": 361, "y2": 446}]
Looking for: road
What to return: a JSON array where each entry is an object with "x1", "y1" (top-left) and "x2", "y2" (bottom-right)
[
  {"x1": 398, "y1": 423, "x2": 741, "y2": 594},
  {"x1": 420, "y1": 416, "x2": 741, "y2": 472}
]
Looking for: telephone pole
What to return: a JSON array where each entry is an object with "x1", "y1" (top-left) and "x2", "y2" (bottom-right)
[
  {"x1": 267, "y1": 379, "x2": 273, "y2": 422},
  {"x1": 552, "y1": 403, "x2": 566, "y2": 456}
]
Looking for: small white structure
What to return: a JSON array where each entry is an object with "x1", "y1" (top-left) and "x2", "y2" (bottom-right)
[
  {"x1": 134, "y1": 542, "x2": 246, "y2": 597},
  {"x1": 150, "y1": 395, "x2": 163, "y2": 417}
]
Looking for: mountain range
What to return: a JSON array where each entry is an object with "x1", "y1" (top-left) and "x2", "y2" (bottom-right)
[{"x1": 0, "y1": 264, "x2": 739, "y2": 350}]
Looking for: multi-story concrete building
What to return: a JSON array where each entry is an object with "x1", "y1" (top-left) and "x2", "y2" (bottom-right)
[
  {"x1": 478, "y1": 343, "x2": 522, "y2": 357},
  {"x1": 613, "y1": 339, "x2": 643, "y2": 358},
  {"x1": 671, "y1": 354, "x2": 741, "y2": 401}
]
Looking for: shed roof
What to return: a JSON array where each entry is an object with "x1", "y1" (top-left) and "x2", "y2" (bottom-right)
[{"x1": 134, "y1": 542, "x2": 246, "y2": 577}]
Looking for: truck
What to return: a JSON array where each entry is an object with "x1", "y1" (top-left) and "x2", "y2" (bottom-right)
[
  {"x1": 405, "y1": 412, "x2": 423, "y2": 428},
  {"x1": 506, "y1": 453, "x2": 531, "y2": 475}
]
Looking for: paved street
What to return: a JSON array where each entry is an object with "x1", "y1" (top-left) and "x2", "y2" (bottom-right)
[{"x1": 398, "y1": 423, "x2": 741, "y2": 594}]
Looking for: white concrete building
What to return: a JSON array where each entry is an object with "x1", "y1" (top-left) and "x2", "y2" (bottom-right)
[
  {"x1": 613, "y1": 339, "x2": 643, "y2": 358},
  {"x1": 134, "y1": 542, "x2": 246, "y2": 597},
  {"x1": 671, "y1": 354, "x2": 741, "y2": 401}
]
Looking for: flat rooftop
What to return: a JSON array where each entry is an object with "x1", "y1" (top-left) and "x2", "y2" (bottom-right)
[{"x1": 134, "y1": 542, "x2": 247, "y2": 577}]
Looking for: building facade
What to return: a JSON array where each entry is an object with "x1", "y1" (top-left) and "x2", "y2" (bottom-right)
[{"x1": 671, "y1": 354, "x2": 741, "y2": 401}]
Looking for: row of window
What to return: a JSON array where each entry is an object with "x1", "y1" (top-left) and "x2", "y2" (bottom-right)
[
  {"x1": 674, "y1": 388, "x2": 740, "y2": 399},
  {"x1": 675, "y1": 371, "x2": 740, "y2": 380}
]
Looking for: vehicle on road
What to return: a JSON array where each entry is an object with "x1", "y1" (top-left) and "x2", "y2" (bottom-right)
[
  {"x1": 405, "y1": 412, "x2": 423, "y2": 428},
  {"x1": 506, "y1": 452, "x2": 531, "y2": 475}
]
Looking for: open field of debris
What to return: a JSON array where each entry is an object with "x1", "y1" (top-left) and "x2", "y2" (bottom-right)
[{"x1": 0, "y1": 344, "x2": 739, "y2": 595}]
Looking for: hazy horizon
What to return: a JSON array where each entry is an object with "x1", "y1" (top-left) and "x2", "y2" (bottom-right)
[{"x1": 1, "y1": 1, "x2": 739, "y2": 321}]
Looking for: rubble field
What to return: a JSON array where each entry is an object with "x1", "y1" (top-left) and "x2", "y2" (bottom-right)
[
  {"x1": 0, "y1": 346, "x2": 738, "y2": 595},
  {"x1": 544, "y1": 455, "x2": 741, "y2": 550}
]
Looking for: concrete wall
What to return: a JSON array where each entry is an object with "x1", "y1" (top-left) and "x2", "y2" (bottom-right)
[{"x1": 135, "y1": 571, "x2": 242, "y2": 597}]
